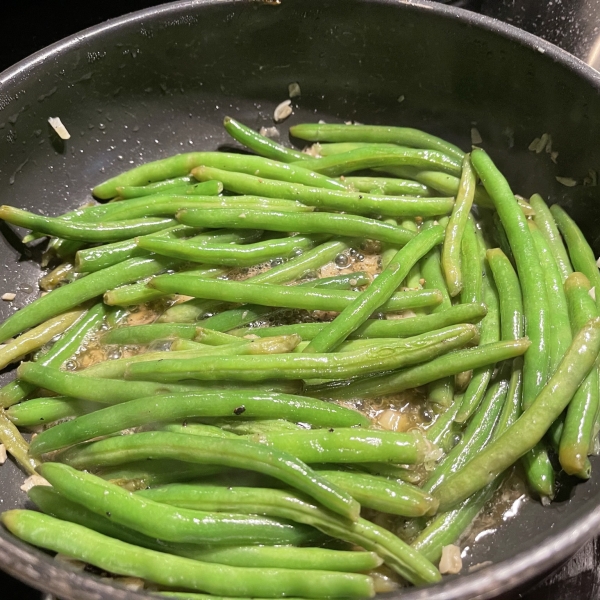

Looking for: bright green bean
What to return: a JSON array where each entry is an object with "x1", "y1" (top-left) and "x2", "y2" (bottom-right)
[
  {"x1": 530, "y1": 194, "x2": 573, "y2": 281},
  {"x1": 6, "y1": 396, "x2": 97, "y2": 427},
  {"x1": 304, "y1": 226, "x2": 445, "y2": 353},
  {"x1": 0, "y1": 256, "x2": 176, "y2": 344},
  {"x1": 3, "y1": 510, "x2": 371, "y2": 598},
  {"x1": 289, "y1": 122, "x2": 464, "y2": 161},
  {"x1": 116, "y1": 175, "x2": 194, "y2": 198},
  {"x1": 471, "y1": 148, "x2": 549, "y2": 410},
  {"x1": 30, "y1": 391, "x2": 369, "y2": 455},
  {"x1": 459, "y1": 216, "x2": 483, "y2": 307},
  {"x1": 344, "y1": 176, "x2": 433, "y2": 196},
  {"x1": 313, "y1": 339, "x2": 530, "y2": 400},
  {"x1": 435, "y1": 318, "x2": 600, "y2": 510},
  {"x1": 193, "y1": 166, "x2": 455, "y2": 218},
  {"x1": 102, "y1": 323, "x2": 198, "y2": 345},
  {"x1": 55, "y1": 433, "x2": 360, "y2": 521},
  {"x1": 125, "y1": 324, "x2": 476, "y2": 382}
]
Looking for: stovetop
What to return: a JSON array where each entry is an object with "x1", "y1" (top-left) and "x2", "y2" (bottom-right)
[{"x1": 1, "y1": 1, "x2": 599, "y2": 598}]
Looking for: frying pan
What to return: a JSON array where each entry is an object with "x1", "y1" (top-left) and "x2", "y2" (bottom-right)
[{"x1": 1, "y1": 1, "x2": 600, "y2": 598}]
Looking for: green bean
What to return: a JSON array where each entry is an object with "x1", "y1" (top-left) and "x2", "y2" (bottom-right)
[
  {"x1": 251, "y1": 428, "x2": 432, "y2": 466},
  {"x1": 471, "y1": 148, "x2": 549, "y2": 410},
  {"x1": 93, "y1": 152, "x2": 346, "y2": 199},
  {"x1": 551, "y1": 204, "x2": 600, "y2": 312},
  {"x1": 4, "y1": 510, "x2": 372, "y2": 598},
  {"x1": 343, "y1": 176, "x2": 433, "y2": 196},
  {"x1": 150, "y1": 275, "x2": 442, "y2": 314},
  {"x1": 442, "y1": 155, "x2": 476, "y2": 297},
  {"x1": 0, "y1": 256, "x2": 176, "y2": 344},
  {"x1": 192, "y1": 166, "x2": 455, "y2": 218},
  {"x1": 177, "y1": 208, "x2": 416, "y2": 246},
  {"x1": 0, "y1": 307, "x2": 85, "y2": 371},
  {"x1": 560, "y1": 273, "x2": 599, "y2": 477},
  {"x1": 125, "y1": 324, "x2": 476, "y2": 382},
  {"x1": 459, "y1": 217, "x2": 483, "y2": 307},
  {"x1": 0, "y1": 205, "x2": 176, "y2": 242},
  {"x1": 0, "y1": 302, "x2": 107, "y2": 408},
  {"x1": 381, "y1": 165, "x2": 535, "y2": 216},
  {"x1": 29, "y1": 485, "x2": 379, "y2": 572},
  {"x1": 17, "y1": 362, "x2": 300, "y2": 404},
  {"x1": 425, "y1": 399, "x2": 462, "y2": 451},
  {"x1": 160, "y1": 239, "x2": 350, "y2": 324},
  {"x1": 102, "y1": 323, "x2": 199, "y2": 345},
  {"x1": 1, "y1": 407, "x2": 41, "y2": 473},
  {"x1": 289, "y1": 122, "x2": 464, "y2": 161},
  {"x1": 304, "y1": 226, "x2": 445, "y2": 353},
  {"x1": 434, "y1": 318, "x2": 600, "y2": 511},
  {"x1": 116, "y1": 175, "x2": 195, "y2": 198},
  {"x1": 231, "y1": 303, "x2": 486, "y2": 340},
  {"x1": 297, "y1": 272, "x2": 371, "y2": 290},
  {"x1": 55, "y1": 433, "x2": 360, "y2": 521},
  {"x1": 134, "y1": 482, "x2": 440, "y2": 585},
  {"x1": 104, "y1": 195, "x2": 312, "y2": 222},
  {"x1": 530, "y1": 194, "x2": 573, "y2": 282},
  {"x1": 160, "y1": 422, "x2": 241, "y2": 438},
  {"x1": 138, "y1": 234, "x2": 324, "y2": 267},
  {"x1": 224, "y1": 117, "x2": 306, "y2": 163},
  {"x1": 315, "y1": 142, "x2": 414, "y2": 157},
  {"x1": 76, "y1": 228, "x2": 261, "y2": 273},
  {"x1": 103, "y1": 266, "x2": 226, "y2": 307},
  {"x1": 455, "y1": 234, "x2": 500, "y2": 423},
  {"x1": 30, "y1": 391, "x2": 369, "y2": 455},
  {"x1": 6, "y1": 396, "x2": 98, "y2": 427},
  {"x1": 39, "y1": 262, "x2": 75, "y2": 290},
  {"x1": 313, "y1": 469, "x2": 438, "y2": 517},
  {"x1": 312, "y1": 339, "x2": 530, "y2": 400}
]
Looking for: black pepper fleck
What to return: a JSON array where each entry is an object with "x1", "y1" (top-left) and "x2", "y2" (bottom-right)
[{"x1": 234, "y1": 405, "x2": 246, "y2": 415}]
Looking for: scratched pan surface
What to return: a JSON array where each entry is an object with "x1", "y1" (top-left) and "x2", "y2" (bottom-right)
[{"x1": 1, "y1": 1, "x2": 600, "y2": 598}]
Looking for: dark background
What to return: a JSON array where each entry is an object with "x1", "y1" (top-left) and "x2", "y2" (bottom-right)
[{"x1": 0, "y1": 0, "x2": 599, "y2": 598}]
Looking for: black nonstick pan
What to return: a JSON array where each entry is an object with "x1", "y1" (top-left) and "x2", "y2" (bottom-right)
[{"x1": 1, "y1": 1, "x2": 600, "y2": 599}]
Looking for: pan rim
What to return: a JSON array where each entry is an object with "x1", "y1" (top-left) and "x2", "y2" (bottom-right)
[{"x1": 1, "y1": 1, "x2": 600, "y2": 599}]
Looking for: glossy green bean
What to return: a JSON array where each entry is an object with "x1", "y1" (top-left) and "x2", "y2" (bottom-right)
[
  {"x1": 0, "y1": 410, "x2": 40, "y2": 474},
  {"x1": 30, "y1": 391, "x2": 369, "y2": 455},
  {"x1": 177, "y1": 208, "x2": 415, "y2": 246},
  {"x1": 0, "y1": 303, "x2": 107, "y2": 409},
  {"x1": 192, "y1": 166, "x2": 455, "y2": 218},
  {"x1": 289, "y1": 122, "x2": 464, "y2": 161},
  {"x1": 6, "y1": 395, "x2": 98, "y2": 426},
  {"x1": 0, "y1": 205, "x2": 176, "y2": 242},
  {"x1": 551, "y1": 204, "x2": 600, "y2": 312},
  {"x1": 344, "y1": 176, "x2": 433, "y2": 196},
  {"x1": 55, "y1": 432, "x2": 360, "y2": 521},
  {"x1": 93, "y1": 152, "x2": 346, "y2": 199},
  {"x1": 304, "y1": 225, "x2": 445, "y2": 353},
  {"x1": 138, "y1": 233, "x2": 324, "y2": 267},
  {"x1": 442, "y1": 154, "x2": 476, "y2": 297},
  {"x1": 471, "y1": 148, "x2": 549, "y2": 410},
  {"x1": 3, "y1": 510, "x2": 372, "y2": 598},
  {"x1": 231, "y1": 303, "x2": 486, "y2": 340},
  {"x1": 435, "y1": 318, "x2": 600, "y2": 510},
  {"x1": 0, "y1": 256, "x2": 176, "y2": 344},
  {"x1": 29, "y1": 485, "x2": 380, "y2": 572},
  {"x1": 116, "y1": 175, "x2": 194, "y2": 198},
  {"x1": 102, "y1": 323, "x2": 199, "y2": 345},
  {"x1": 39, "y1": 262, "x2": 75, "y2": 290},
  {"x1": 134, "y1": 482, "x2": 440, "y2": 586},
  {"x1": 530, "y1": 194, "x2": 573, "y2": 281},
  {"x1": 125, "y1": 324, "x2": 476, "y2": 382},
  {"x1": 313, "y1": 339, "x2": 530, "y2": 400},
  {"x1": 459, "y1": 217, "x2": 483, "y2": 307},
  {"x1": 224, "y1": 117, "x2": 306, "y2": 163},
  {"x1": 150, "y1": 275, "x2": 441, "y2": 314},
  {"x1": 425, "y1": 400, "x2": 462, "y2": 451},
  {"x1": 560, "y1": 273, "x2": 599, "y2": 477}
]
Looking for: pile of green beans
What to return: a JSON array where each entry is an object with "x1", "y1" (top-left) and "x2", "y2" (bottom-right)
[{"x1": 0, "y1": 115, "x2": 599, "y2": 599}]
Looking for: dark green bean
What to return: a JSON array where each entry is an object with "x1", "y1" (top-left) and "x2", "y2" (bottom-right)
[
  {"x1": 304, "y1": 226, "x2": 445, "y2": 353},
  {"x1": 434, "y1": 318, "x2": 600, "y2": 511},
  {"x1": 312, "y1": 339, "x2": 530, "y2": 400},
  {"x1": 3, "y1": 510, "x2": 372, "y2": 598},
  {"x1": 193, "y1": 166, "x2": 455, "y2": 218},
  {"x1": 55, "y1": 432, "x2": 360, "y2": 521},
  {"x1": 29, "y1": 391, "x2": 369, "y2": 455}
]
